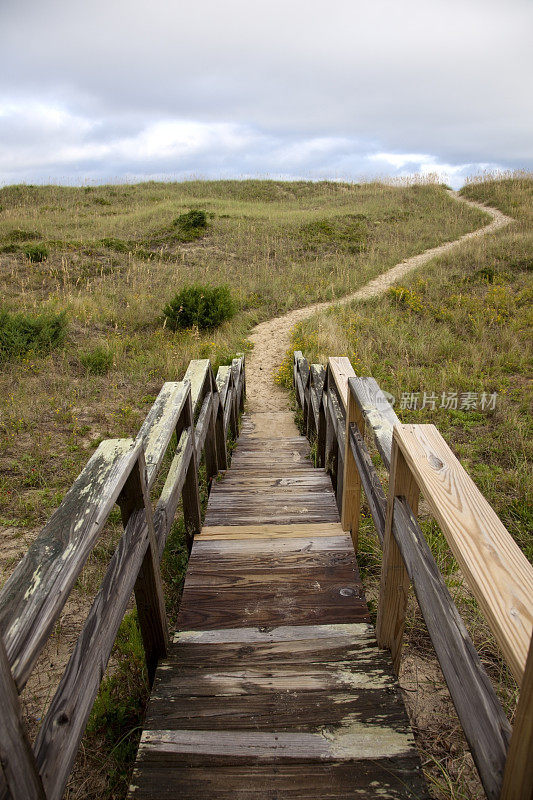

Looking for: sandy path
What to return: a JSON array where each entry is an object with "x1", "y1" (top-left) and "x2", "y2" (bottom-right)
[{"x1": 246, "y1": 191, "x2": 513, "y2": 414}]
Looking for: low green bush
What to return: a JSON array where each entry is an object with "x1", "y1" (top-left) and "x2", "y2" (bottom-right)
[
  {"x1": 24, "y1": 244, "x2": 48, "y2": 263},
  {"x1": 80, "y1": 345, "x2": 114, "y2": 375},
  {"x1": 171, "y1": 209, "x2": 208, "y2": 242},
  {"x1": 163, "y1": 284, "x2": 235, "y2": 330},
  {"x1": 0, "y1": 308, "x2": 67, "y2": 364}
]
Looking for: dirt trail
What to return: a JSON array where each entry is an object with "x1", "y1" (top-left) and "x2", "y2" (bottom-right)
[{"x1": 246, "y1": 191, "x2": 513, "y2": 417}]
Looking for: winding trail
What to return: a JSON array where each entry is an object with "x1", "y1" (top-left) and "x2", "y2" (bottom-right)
[{"x1": 246, "y1": 191, "x2": 513, "y2": 426}]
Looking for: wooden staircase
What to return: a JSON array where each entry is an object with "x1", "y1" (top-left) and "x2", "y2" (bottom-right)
[{"x1": 127, "y1": 411, "x2": 429, "y2": 799}]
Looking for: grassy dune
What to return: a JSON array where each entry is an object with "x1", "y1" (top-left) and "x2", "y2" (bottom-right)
[
  {"x1": 0, "y1": 178, "x2": 500, "y2": 798},
  {"x1": 287, "y1": 174, "x2": 532, "y2": 798}
]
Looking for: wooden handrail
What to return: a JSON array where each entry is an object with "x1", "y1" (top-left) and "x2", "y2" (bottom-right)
[
  {"x1": 393, "y1": 423, "x2": 533, "y2": 685},
  {"x1": 293, "y1": 351, "x2": 532, "y2": 800},
  {"x1": 0, "y1": 354, "x2": 245, "y2": 800}
]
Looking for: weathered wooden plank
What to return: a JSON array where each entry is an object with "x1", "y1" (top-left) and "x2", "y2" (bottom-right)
[
  {"x1": 0, "y1": 636, "x2": 45, "y2": 800},
  {"x1": 186, "y1": 551, "x2": 357, "y2": 578},
  {"x1": 128, "y1": 759, "x2": 429, "y2": 799},
  {"x1": 204, "y1": 511, "x2": 341, "y2": 527},
  {"x1": 173, "y1": 623, "x2": 372, "y2": 645},
  {"x1": 348, "y1": 424, "x2": 387, "y2": 544},
  {"x1": 341, "y1": 378, "x2": 362, "y2": 542},
  {"x1": 376, "y1": 437, "x2": 419, "y2": 672},
  {"x1": 349, "y1": 376, "x2": 398, "y2": 470},
  {"x1": 215, "y1": 365, "x2": 231, "y2": 408},
  {"x1": 0, "y1": 438, "x2": 141, "y2": 691},
  {"x1": 176, "y1": 584, "x2": 369, "y2": 630},
  {"x1": 137, "y1": 726, "x2": 415, "y2": 762},
  {"x1": 153, "y1": 428, "x2": 193, "y2": 558},
  {"x1": 196, "y1": 522, "x2": 343, "y2": 539},
  {"x1": 194, "y1": 390, "x2": 213, "y2": 459},
  {"x1": 144, "y1": 690, "x2": 407, "y2": 733},
  {"x1": 395, "y1": 423, "x2": 533, "y2": 684},
  {"x1": 328, "y1": 357, "x2": 354, "y2": 409},
  {"x1": 184, "y1": 562, "x2": 359, "y2": 591},
  {"x1": 183, "y1": 359, "x2": 210, "y2": 412},
  {"x1": 136, "y1": 382, "x2": 188, "y2": 490},
  {"x1": 192, "y1": 534, "x2": 353, "y2": 557},
  {"x1": 33, "y1": 485, "x2": 154, "y2": 800},
  {"x1": 119, "y1": 453, "x2": 168, "y2": 682}
]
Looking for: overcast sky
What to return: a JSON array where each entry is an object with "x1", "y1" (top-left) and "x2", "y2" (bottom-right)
[{"x1": 1, "y1": 0, "x2": 532, "y2": 188}]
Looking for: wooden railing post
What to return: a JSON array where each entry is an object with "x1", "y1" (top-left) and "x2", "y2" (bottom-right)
[
  {"x1": 500, "y1": 633, "x2": 533, "y2": 800},
  {"x1": 0, "y1": 635, "x2": 46, "y2": 799},
  {"x1": 341, "y1": 384, "x2": 365, "y2": 549},
  {"x1": 203, "y1": 388, "x2": 219, "y2": 484},
  {"x1": 376, "y1": 433, "x2": 419, "y2": 673},
  {"x1": 213, "y1": 373, "x2": 228, "y2": 472},
  {"x1": 118, "y1": 452, "x2": 168, "y2": 684},
  {"x1": 181, "y1": 391, "x2": 202, "y2": 551}
]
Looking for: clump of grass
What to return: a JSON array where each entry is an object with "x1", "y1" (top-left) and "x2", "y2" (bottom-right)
[
  {"x1": 80, "y1": 345, "x2": 114, "y2": 375},
  {"x1": 163, "y1": 283, "x2": 235, "y2": 330},
  {"x1": 101, "y1": 237, "x2": 131, "y2": 253},
  {"x1": 7, "y1": 228, "x2": 42, "y2": 242},
  {"x1": 24, "y1": 243, "x2": 48, "y2": 263},
  {"x1": 172, "y1": 208, "x2": 208, "y2": 241},
  {"x1": 0, "y1": 308, "x2": 67, "y2": 364},
  {"x1": 300, "y1": 214, "x2": 368, "y2": 254}
]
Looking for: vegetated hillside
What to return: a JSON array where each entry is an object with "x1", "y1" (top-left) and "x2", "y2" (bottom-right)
[
  {"x1": 0, "y1": 178, "x2": 491, "y2": 799},
  {"x1": 0, "y1": 180, "x2": 489, "y2": 550},
  {"x1": 288, "y1": 174, "x2": 532, "y2": 799}
]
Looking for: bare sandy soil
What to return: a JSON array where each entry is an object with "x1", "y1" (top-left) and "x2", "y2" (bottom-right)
[{"x1": 246, "y1": 191, "x2": 513, "y2": 415}]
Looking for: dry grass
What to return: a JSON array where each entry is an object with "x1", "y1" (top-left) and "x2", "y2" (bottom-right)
[
  {"x1": 0, "y1": 177, "x2": 493, "y2": 799},
  {"x1": 289, "y1": 173, "x2": 532, "y2": 798}
]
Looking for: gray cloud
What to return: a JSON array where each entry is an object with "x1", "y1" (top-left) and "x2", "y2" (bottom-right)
[{"x1": 1, "y1": 0, "x2": 531, "y2": 185}]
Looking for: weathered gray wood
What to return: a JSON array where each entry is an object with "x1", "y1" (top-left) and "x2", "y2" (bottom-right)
[
  {"x1": 215, "y1": 366, "x2": 231, "y2": 407},
  {"x1": 118, "y1": 453, "x2": 168, "y2": 682},
  {"x1": 308, "y1": 364, "x2": 325, "y2": 436},
  {"x1": 213, "y1": 381, "x2": 228, "y2": 472},
  {"x1": 0, "y1": 636, "x2": 45, "y2": 800},
  {"x1": 377, "y1": 437, "x2": 419, "y2": 673},
  {"x1": 349, "y1": 376, "x2": 398, "y2": 470},
  {"x1": 0, "y1": 438, "x2": 141, "y2": 691},
  {"x1": 348, "y1": 425, "x2": 386, "y2": 544},
  {"x1": 180, "y1": 394, "x2": 202, "y2": 550},
  {"x1": 136, "y1": 382, "x2": 188, "y2": 490},
  {"x1": 153, "y1": 428, "x2": 194, "y2": 559},
  {"x1": 33, "y1": 477, "x2": 156, "y2": 800},
  {"x1": 183, "y1": 359, "x2": 210, "y2": 413}
]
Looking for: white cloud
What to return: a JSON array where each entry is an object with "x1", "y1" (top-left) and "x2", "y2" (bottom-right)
[
  {"x1": 0, "y1": 0, "x2": 531, "y2": 184},
  {"x1": 0, "y1": 100, "x2": 504, "y2": 188}
]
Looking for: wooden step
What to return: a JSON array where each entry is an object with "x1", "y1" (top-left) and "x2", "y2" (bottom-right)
[{"x1": 130, "y1": 624, "x2": 429, "y2": 799}]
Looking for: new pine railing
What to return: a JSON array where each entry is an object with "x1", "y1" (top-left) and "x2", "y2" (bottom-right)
[
  {"x1": 0, "y1": 356, "x2": 245, "y2": 800},
  {"x1": 293, "y1": 351, "x2": 533, "y2": 800}
]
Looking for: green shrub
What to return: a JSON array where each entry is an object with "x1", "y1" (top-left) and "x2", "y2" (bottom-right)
[
  {"x1": 24, "y1": 244, "x2": 48, "y2": 263},
  {"x1": 80, "y1": 345, "x2": 114, "y2": 375},
  {"x1": 300, "y1": 214, "x2": 368, "y2": 254},
  {"x1": 171, "y1": 209, "x2": 208, "y2": 241},
  {"x1": 163, "y1": 284, "x2": 234, "y2": 330},
  {"x1": 0, "y1": 308, "x2": 66, "y2": 364}
]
